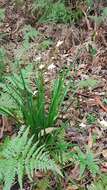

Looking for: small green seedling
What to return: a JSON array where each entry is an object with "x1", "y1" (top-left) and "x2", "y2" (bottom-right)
[
  {"x1": 74, "y1": 147, "x2": 100, "y2": 178},
  {"x1": 103, "y1": 98, "x2": 107, "y2": 105},
  {"x1": 87, "y1": 113, "x2": 97, "y2": 125},
  {"x1": 38, "y1": 39, "x2": 53, "y2": 50},
  {"x1": 88, "y1": 44, "x2": 97, "y2": 56}
]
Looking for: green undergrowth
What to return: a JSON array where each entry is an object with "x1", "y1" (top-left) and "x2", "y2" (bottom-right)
[
  {"x1": 0, "y1": 67, "x2": 68, "y2": 138},
  {"x1": 0, "y1": 62, "x2": 102, "y2": 189},
  {"x1": 0, "y1": 127, "x2": 62, "y2": 190},
  {"x1": 0, "y1": 65, "x2": 73, "y2": 163},
  {"x1": 0, "y1": 48, "x2": 6, "y2": 82},
  {"x1": 0, "y1": 1, "x2": 106, "y2": 189},
  {"x1": 88, "y1": 174, "x2": 107, "y2": 190},
  {"x1": 13, "y1": 0, "x2": 83, "y2": 24}
]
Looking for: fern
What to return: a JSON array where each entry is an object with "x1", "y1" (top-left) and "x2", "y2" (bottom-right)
[
  {"x1": 88, "y1": 175, "x2": 107, "y2": 190},
  {"x1": 23, "y1": 25, "x2": 39, "y2": 50},
  {"x1": 47, "y1": 124, "x2": 73, "y2": 164},
  {"x1": 74, "y1": 147, "x2": 100, "y2": 178},
  {"x1": 32, "y1": 0, "x2": 72, "y2": 23},
  {"x1": 0, "y1": 128, "x2": 62, "y2": 190},
  {"x1": 88, "y1": 183, "x2": 106, "y2": 190},
  {"x1": 77, "y1": 78, "x2": 99, "y2": 89}
]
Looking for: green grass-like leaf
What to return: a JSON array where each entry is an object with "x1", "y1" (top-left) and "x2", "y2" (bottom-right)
[
  {"x1": 0, "y1": 68, "x2": 68, "y2": 142},
  {"x1": 0, "y1": 8, "x2": 5, "y2": 22}
]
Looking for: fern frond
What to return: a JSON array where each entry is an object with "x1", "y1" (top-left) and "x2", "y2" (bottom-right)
[
  {"x1": 0, "y1": 159, "x2": 17, "y2": 190},
  {"x1": 0, "y1": 128, "x2": 62, "y2": 190},
  {"x1": 17, "y1": 159, "x2": 24, "y2": 190},
  {"x1": 88, "y1": 175, "x2": 107, "y2": 190}
]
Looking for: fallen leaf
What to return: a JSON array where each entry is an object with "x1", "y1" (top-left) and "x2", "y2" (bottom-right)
[
  {"x1": 39, "y1": 127, "x2": 57, "y2": 136},
  {"x1": 70, "y1": 165, "x2": 80, "y2": 180},
  {"x1": 66, "y1": 186, "x2": 78, "y2": 190},
  {"x1": 34, "y1": 171, "x2": 45, "y2": 179},
  {"x1": 95, "y1": 96, "x2": 107, "y2": 112},
  {"x1": 101, "y1": 163, "x2": 107, "y2": 173},
  {"x1": 102, "y1": 149, "x2": 107, "y2": 159},
  {"x1": 88, "y1": 129, "x2": 93, "y2": 149}
]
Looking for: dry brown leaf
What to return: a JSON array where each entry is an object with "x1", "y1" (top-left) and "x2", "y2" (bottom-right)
[
  {"x1": 39, "y1": 127, "x2": 57, "y2": 136},
  {"x1": 102, "y1": 150, "x2": 107, "y2": 159},
  {"x1": 88, "y1": 129, "x2": 93, "y2": 149},
  {"x1": 34, "y1": 171, "x2": 45, "y2": 179},
  {"x1": 66, "y1": 186, "x2": 78, "y2": 190},
  {"x1": 70, "y1": 165, "x2": 80, "y2": 180},
  {"x1": 101, "y1": 163, "x2": 107, "y2": 173},
  {"x1": 95, "y1": 96, "x2": 107, "y2": 112}
]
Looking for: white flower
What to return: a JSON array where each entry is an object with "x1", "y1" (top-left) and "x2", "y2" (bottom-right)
[
  {"x1": 98, "y1": 119, "x2": 107, "y2": 128},
  {"x1": 79, "y1": 123, "x2": 86, "y2": 128},
  {"x1": 39, "y1": 64, "x2": 44, "y2": 69},
  {"x1": 34, "y1": 55, "x2": 42, "y2": 62},
  {"x1": 56, "y1": 40, "x2": 63, "y2": 47},
  {"x1": 33, "y1": 90, "x2": 37, "y2": 96},
  {"x1": 48, "y1": 64, "x2": 56, "y2": 70}
]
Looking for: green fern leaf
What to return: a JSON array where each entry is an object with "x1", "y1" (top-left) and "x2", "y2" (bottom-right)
[
  {"x1": 0, "y1": 128, "x2": 62, "y2": 190},
  {"x1": 17, "y1": 159, "x2": 24, "y2": 190}
]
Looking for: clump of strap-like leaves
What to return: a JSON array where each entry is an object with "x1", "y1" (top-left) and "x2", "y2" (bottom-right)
[{"x1": 0, "y1": 69, "x2": 68, "y2": 142}]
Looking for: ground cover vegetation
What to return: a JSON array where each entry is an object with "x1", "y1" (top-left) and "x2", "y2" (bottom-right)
[{"x1": 0, "y1": 0, "x2": 107, "y2": 189}]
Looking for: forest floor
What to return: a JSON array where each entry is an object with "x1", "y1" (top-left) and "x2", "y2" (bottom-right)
[{"x1": 0, "y1": 1, "x2": 107, "y2": 190}]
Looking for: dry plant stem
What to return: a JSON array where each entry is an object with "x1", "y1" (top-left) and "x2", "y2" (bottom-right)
[
  {"x1": 81, "y1": 9, "x2": 92, "y2": 31},
  {"x1": 0, "y1": 116, "x2": 8, "y2": 139},
  {"x1": 0, "y1": 120, "x2": 4, "y2": 139}
]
